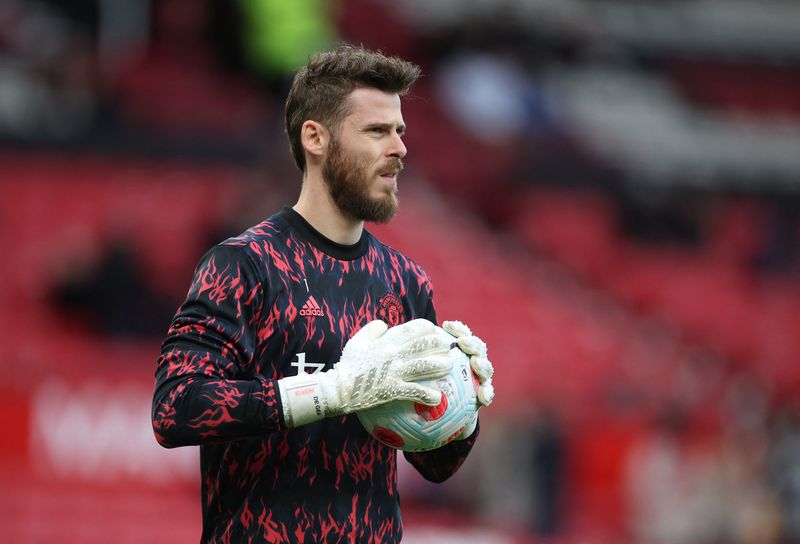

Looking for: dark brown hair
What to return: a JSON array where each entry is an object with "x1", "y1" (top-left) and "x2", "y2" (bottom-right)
[{"x1": 284, "y1": 44, "x2": 421, "y2": 172}]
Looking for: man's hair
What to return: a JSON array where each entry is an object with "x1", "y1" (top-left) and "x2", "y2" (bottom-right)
[{"x1": 285, "y1": 44, "x2": 421, "y2": 172}]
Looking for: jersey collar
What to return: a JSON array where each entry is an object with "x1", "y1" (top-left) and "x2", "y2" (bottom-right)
[{"x1": 278, "y1": 206, "x2": 370, "y2": 261}]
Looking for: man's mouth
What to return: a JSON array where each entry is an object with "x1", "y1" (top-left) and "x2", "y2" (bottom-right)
[{"x1": 379, "y1": 162, "x2": 403, "y2": 178}]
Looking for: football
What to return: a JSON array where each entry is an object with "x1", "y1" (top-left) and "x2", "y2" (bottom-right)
[{"x1": 357, "y1": 332, "x2": 479, "y2": 452}]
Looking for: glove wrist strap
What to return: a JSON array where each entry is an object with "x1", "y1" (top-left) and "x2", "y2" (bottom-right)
[{"x1": 278, "y1": 373, "x2": 338, "y2": 427}]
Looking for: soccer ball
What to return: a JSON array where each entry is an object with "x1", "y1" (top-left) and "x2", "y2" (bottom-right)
[{"x1": 357, "y1": 332, "x2": 479, "y2": 452}]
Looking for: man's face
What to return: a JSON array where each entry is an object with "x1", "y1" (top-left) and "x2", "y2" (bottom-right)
[{"x1": 322, "y1": 88, "x2": 407, "y2": 224}]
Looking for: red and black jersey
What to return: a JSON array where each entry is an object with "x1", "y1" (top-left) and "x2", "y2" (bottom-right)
[{"x1": 152, "y1": 207, "x2": 478, "y2": 543}]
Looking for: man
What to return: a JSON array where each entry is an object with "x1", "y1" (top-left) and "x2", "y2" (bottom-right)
[{"x1": 152, "y1": 44, "x2": 494, "y2": 543}]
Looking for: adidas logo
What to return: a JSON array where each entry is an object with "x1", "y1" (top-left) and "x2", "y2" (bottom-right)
[{"x1": 299, "y1": 295, "x2": 325, "y2": 317}]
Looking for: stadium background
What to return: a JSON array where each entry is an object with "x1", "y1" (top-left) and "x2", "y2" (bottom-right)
[{"x1": 1, "y1": 0, "x2": 799, "y2": 542}]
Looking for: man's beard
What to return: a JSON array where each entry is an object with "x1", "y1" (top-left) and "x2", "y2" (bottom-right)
[{"x1": 322, "y1": 138, "x2": 401, "y2": 224}]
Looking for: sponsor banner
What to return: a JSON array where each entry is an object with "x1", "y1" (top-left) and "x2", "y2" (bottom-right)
[{"x1": 24, "y1": 379, "x2": 197, "y2": 485}]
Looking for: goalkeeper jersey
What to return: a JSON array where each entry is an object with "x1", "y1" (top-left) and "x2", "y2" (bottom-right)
[{"x1": 152, "y1": 207, "x2": 478, "y2": 543}]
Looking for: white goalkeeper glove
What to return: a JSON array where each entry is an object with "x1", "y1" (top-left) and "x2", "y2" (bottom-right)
[
  {"x1": 442, "y1": 320, "x2": 495, "y2": 439},
  {"x1": 278, "y1": 319, "x2": 455, "y2": 427}
]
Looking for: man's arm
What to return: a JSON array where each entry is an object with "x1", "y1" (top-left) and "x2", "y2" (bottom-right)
[{"x1": 152, "y1": 245, "x2": 283, "y2": 447}]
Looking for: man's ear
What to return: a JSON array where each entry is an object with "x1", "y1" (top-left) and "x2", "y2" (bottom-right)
[{"x1": 301, "y1": 121, "x2": 329, "y2": 163}]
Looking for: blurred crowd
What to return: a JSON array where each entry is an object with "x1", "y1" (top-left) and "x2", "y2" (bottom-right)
[{"x1": 2, "y1": 1, "x2": 800, "y2": 542}]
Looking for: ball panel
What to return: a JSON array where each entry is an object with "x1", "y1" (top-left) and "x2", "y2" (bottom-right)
[
  {"x1": 372, "y1": 426, "x2": 405, "y2": 448},
  {"x1": 414, "y1": 391, "x2": 448, "y2": 421}
]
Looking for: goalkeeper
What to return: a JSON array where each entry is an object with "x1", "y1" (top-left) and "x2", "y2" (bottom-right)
[{"x1": 152, "y1": 45, "x2": 494, "y2": 543}]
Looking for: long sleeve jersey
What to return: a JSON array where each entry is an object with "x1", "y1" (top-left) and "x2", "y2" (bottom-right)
[{"x1": 152, "y1": 207, "x2": 478, "y2": 543}]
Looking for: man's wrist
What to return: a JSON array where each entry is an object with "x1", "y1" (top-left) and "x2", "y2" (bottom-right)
[{"x1": 278, "y1": 373, "x2": 333, "y2": 427}]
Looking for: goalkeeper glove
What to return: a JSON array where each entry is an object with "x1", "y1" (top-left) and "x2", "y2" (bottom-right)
[
  {"x1": 278, "y1": 319, "x2": 454, "y2": 427},
  {"x1": 442, "y1": 320, "x2": 495, "y2": 439}
]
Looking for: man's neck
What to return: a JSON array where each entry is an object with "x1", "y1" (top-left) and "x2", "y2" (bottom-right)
[{"x1": 293, "y1": 174, "x2": 364, "y2": 245}]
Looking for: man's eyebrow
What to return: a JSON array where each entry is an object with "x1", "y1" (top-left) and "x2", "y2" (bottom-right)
[{"x1": 363, "y1": 122, "x2": 406, "y2": 133}]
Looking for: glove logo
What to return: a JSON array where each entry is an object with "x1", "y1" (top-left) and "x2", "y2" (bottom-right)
[{"x1": 378, "y1": 293, "x2": 404, "y2": 327}]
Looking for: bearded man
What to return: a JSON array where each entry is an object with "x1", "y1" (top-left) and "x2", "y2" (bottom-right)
[{"x1": 152, "y1": 45, "x2": 494, "y2": 543}]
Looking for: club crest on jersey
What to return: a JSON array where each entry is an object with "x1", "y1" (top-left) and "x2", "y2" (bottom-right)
[
  {"x1": 378, "y1": 293, "x2": 404, "y2": 327},
  {"x1": 300, "y1": 295, "x2": 325, "y2": 317}
]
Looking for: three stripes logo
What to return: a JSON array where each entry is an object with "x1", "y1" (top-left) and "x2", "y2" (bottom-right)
[{"x1": 299, "y1": 295, "x2": 325, "y2": 318}]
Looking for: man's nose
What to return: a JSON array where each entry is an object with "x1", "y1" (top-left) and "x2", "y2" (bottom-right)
[{"x1": 387, "y1": 133, "x2": 407, "y2": 159}]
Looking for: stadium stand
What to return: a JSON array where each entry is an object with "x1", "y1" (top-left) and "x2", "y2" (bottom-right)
[{"x1": 3, "y1": 0, "x2": 800, "y2": 541}]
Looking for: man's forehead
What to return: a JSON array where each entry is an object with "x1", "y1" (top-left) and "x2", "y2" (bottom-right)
[{"x1": 344, "y1": 88, "x2": 404, "y2": 123}]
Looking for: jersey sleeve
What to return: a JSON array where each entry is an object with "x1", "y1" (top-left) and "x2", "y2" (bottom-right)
[
  {"x1": 152, "y1": 244, "x2": 284, "y2": 448},
  {"x1": 403, "y1": 421, "x2": 480, "y2": 482}
]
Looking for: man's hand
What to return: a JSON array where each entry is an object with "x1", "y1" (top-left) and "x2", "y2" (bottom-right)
[
  {"x1": 442, "y1": 320, "x2": 495, "y2": 439},
  {"x1": 279, "y1": 319, "x2": 454, "y2": 427}
]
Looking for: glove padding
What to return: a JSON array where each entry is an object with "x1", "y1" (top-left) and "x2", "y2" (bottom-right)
[
  {"x1": 279, "y1": 319, "x2": 454, "y2": 427},
  {"x1": 442, "y1": 320, "x2": 495, "y2": 439}
]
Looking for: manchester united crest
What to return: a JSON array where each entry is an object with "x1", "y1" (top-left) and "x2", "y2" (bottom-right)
[{"x1": 378, "y1": 293, "x2": 404, "y2": 327}]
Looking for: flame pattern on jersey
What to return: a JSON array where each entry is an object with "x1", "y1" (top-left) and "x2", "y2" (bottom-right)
[{"x1": 152, "y1": 208, "x2": 478, "y2": 543}]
